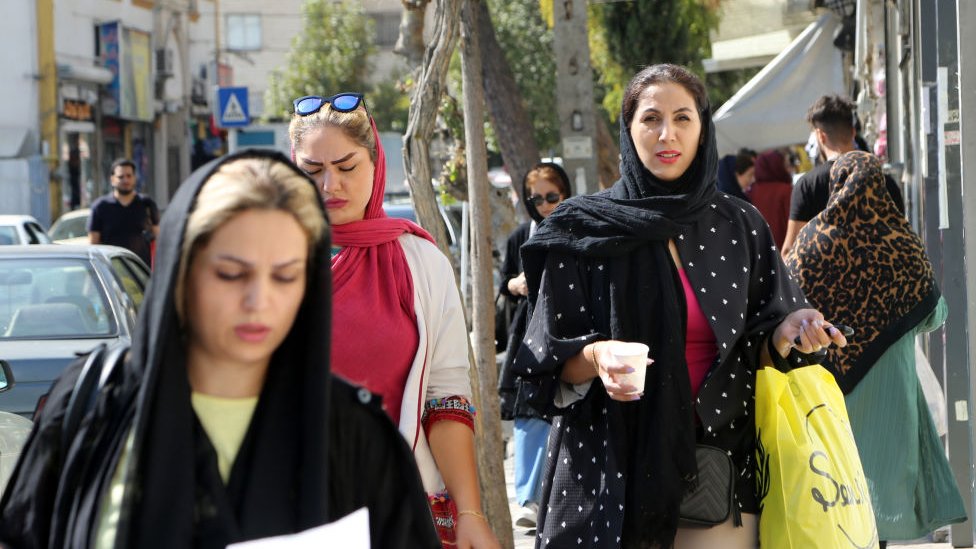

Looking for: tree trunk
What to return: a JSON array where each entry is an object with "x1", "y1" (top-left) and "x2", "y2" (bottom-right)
[
  {"x1": 402, "y1": 0, "x2": 458, "y2": 263},
  {"x1": 460, "y1": 1, "x2": 515, "y2": 546},
  {"x1": 475, "y1": 0, "x2": 541, "y2": 195},
  {"x1": 596, "y1": 114, "x2": 620, "y2": 189},
  {"x1": 394, "y1": 0, "x2": 429, "y2": 67}
]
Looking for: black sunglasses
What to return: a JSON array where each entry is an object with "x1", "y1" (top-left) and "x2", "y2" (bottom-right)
[
  {"x1": 528, "y1": 192, "x2": 562, "y2": 207},
  {"x1": 293, "y1": 93, "x2": 367, "y2": 116}
]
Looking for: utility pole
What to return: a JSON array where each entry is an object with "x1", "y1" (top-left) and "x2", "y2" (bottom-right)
[
  {"x1": 952, "y1": 0, "x2": 976, "y2": 542},
  {"x1": 918, "y1": 1, "x2": 974, "y2": 544},
  {"x1": 36, "y1": 0, "x2": 58, "y2": 219},
  {"x1": 552, "y1": 0, "x2": 598, "y2": 196}
]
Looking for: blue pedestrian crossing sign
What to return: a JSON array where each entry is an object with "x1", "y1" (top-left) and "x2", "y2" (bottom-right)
[{"x1": 216, "y1": 87, "x2": 250, "y2": 128}]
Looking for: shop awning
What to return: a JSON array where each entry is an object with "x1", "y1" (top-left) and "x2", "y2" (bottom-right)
[
  {"x1": 0, "y1": 127, "x2": 34, "y2": 159},
  {"x1": 712, "y1": 13, "x2": 846, "y2": 156},
  {"x1": 57, "y1": 62, "x2": 114, "y2": 85},
  {"x1": 704, "y1": 28, "x2": 797, "y2": 73}
]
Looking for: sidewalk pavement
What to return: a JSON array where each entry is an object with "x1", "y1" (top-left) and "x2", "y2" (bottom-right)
[{"x1": 500, "y1": 424, "x2": 957, "y2": 548}]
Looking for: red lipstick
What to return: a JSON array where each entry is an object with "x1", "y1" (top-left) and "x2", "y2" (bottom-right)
[{"x1": 656, "y1": 150, "x2": 681, "y2": 165}]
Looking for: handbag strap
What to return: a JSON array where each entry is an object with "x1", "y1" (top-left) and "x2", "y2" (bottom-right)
[{"x1": 61, "y1": 341, "x2": 129, "y2": 451}]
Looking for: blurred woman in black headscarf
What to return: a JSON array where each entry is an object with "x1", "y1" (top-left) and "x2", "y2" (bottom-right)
[
  {"x1": 0, "y1": 150, "x2": 438, "y2": 549},
  {"x1": 497, "y1": 161, "x2": 571, "y2": 528},
  {"x1": 715, "y1": 148, "x2": 755, "y2": 203}
]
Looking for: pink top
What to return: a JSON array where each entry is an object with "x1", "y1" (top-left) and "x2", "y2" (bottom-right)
[{"x1": 678, "y1": 268, "x2": 718, "y2": 398}]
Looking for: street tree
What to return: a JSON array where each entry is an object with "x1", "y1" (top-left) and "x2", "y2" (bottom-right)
[
  {"x1": 263, "y1": 0, "x2": 374, "y2": 121},
  {"x1": 589, "y1": 0, "x2": 748, "y2": 113},
  {"x1": 400, "y1": 2, "x2": 515, "y2": 542},
  {"x1": 459, "y1": 2, "x2": 516, "y2": 544},
  {"x1": 394, "y1": 0, "x2": 430, "y2": 68},
  {"x1": 402, "y1": 0, "x2": 458, "y2": 261},
  {"x1": 484, "y1": 0, "x2": 559, "y2": 155}
]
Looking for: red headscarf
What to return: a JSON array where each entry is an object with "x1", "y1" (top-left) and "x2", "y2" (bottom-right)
[{"x1": 329, "y1": 117, "x2": 435, "y2": 423}]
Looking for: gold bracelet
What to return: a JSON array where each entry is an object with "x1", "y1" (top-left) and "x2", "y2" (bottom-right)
[{"x1": 457, "y1": 509, "x2": 486, "y2": 521}]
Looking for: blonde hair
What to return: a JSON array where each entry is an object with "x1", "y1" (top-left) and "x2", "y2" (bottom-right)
[
  {"x1": 174, "y1": 157, "x2": 326, "y2": 321},
  {"x1": 288, "y1": 103, "x2": 377, "y2": 164}
]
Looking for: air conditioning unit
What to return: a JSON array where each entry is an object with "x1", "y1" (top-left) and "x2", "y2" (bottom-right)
[{"x1": 155, "y1": 48, "x2": 174, "y2": 78}]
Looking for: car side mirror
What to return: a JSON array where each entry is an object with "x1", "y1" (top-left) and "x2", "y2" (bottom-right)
[{"x1": 0, "y1": 361, "x2": 13, "y2": 392}]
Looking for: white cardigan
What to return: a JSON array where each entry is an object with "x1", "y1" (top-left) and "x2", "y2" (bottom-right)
[{"x1": 397, "y1": 234, "x2": 472, "y2": 494}]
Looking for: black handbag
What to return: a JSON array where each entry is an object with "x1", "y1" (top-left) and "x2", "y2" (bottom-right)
[
  {"x1": 678, "y1": 444, "x2": 735, "y2": 528},
  {"x1": 494, "y1": 292, "x2": 513, "y2": 352}
]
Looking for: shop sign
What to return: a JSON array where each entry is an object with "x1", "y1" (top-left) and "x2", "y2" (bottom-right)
[{"x1": 62, "y1": 99, "x2": 94, "y2": 122}]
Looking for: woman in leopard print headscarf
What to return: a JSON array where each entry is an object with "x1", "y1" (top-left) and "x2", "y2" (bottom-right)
[{"x1": 785, "y1": 150, "x2": 965, "y2": 545}]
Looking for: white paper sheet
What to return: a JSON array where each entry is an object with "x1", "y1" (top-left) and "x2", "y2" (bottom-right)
[{"x1": 226, "y1": 507, "x2": 370, "y2": 549}]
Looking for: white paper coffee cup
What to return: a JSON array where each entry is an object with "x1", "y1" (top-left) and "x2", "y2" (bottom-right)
[{"x1": 608, "y1": 341, "x2": 649, "y2": 395}]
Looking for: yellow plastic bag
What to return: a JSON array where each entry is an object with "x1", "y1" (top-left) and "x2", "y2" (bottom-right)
[{"x1": 755, "y1": 365, "x2": 879, "y2": 548}]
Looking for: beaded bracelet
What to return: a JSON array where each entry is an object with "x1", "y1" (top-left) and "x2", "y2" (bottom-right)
[{"x1": 457, "y1": 509, "x2": 486, "y2": 521}]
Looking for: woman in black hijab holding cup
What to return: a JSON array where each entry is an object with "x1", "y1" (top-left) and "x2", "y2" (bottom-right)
[{"x1": 512, "y1": 64, "x2": 846, "y2": 548}]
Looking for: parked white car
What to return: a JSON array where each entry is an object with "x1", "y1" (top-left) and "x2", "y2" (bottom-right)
[
  {"x1": 0, "y1": 215, "x2": 52, "y2": 246},
  {"x1": 48, "y1": 208, "x2": 91, "y2": 245}
]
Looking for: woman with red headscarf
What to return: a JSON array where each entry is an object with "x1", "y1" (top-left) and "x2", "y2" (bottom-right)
[{"x1": 289, "y1": 93, "x2": 500, "y2": 549}]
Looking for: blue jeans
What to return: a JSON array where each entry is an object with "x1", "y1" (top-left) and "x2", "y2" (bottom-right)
[{"x1": 513, "y1": 417, "x2": 550, "y2": 506}]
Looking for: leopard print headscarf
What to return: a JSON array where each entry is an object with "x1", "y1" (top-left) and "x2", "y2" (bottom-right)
[{"x1": 784, "y1": 151, "x2": 940, "y2": 393}]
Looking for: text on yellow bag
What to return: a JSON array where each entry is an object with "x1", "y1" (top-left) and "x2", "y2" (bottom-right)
[{"x1": 755, "y1": 365, "x2": 878, "y2": 548}]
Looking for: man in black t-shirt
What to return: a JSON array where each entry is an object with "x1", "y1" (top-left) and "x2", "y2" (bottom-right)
[
  {"x1": 789, "y1": 159, "x2": 904, "y2": 222},
  {"x1": 88, "y1": 158, "x2": 160, "y2": 267},
  {"x1": 782, "y1": 95, "x2": 904, "y2": 258}
]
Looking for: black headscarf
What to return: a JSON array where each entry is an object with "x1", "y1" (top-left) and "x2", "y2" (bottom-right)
[
  {"x1": 521, "y1": 97, "x2": 719, "y2": 546},
  {"x1": 717, "y1": 154, "x2": 750, "y2": 202},
  {"x1": 118, "y1": 149, "x2": 335, "y2": 546},
  {"x1": 4, "y1": 149, "x2": 334, "y2": 548}
]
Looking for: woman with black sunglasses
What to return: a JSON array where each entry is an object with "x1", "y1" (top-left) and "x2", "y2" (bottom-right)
[
  {"x1": 497, "y1": 162, "x2": 569, "y2": 529},
  {"x1": 289, "y1": 93, "x2": 500, "y2": 549},
  {"x1": 510, "y1": 64, "x2": 847, "y2": 548}
]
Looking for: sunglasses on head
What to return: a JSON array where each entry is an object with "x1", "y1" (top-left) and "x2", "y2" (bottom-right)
[
  {"x1": 528, "y1": 192, "x2": 562, "y2": 206},
  {"x1": 293, "y1": 93, "x2": 367, "y2": 116}
]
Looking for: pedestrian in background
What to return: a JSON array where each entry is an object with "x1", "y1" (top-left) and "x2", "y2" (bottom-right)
[
  {"x1": 746, "y1": 149, "x2": 793, "y2": 249},
  {"x1": 715, "y1": 147, "x2": 755, "y2": 202},
  {"x1": 289, "y1": 93, "x2": 500, "y2": 549},
  {"x1": 511, "y1": 63, "x2": 846, "y2": 549},
  {"x1": 0, "y1": 150, "x2": 439, "y2": 548},
  {"x1": 781, "y1": 94, "x2": 904, "y2": 258},
  {"x1": 497, "y1": 162, "x2": 571, "y2": 529},
  {"x1": 88, "y1": 158, "x2": 160, "y2": 267},
  {"x1": 784, "y1": 151, "x2": 966, "y2": 548}
]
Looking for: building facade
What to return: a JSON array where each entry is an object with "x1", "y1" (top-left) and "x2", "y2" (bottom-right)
[
  {"x1": 704, "y1": 0, "x2": 819, "y2": 73},
  {"x1": 0, "y1": 0, "x2": 199, "y2": 219},
  {"x1": 0, "y1": 0, "x2": 48, "y2": 222}
]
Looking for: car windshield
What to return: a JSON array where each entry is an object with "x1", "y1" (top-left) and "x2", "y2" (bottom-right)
[
  {"x1": 0, "y1": 258, "x2": 115, "y2": 339},
  {"x1": 0, "y1": 226, "x2": 19, "y2": 246},
  {"x1": 50, "y1": 215, "x2": 88, "y2": 240}
]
